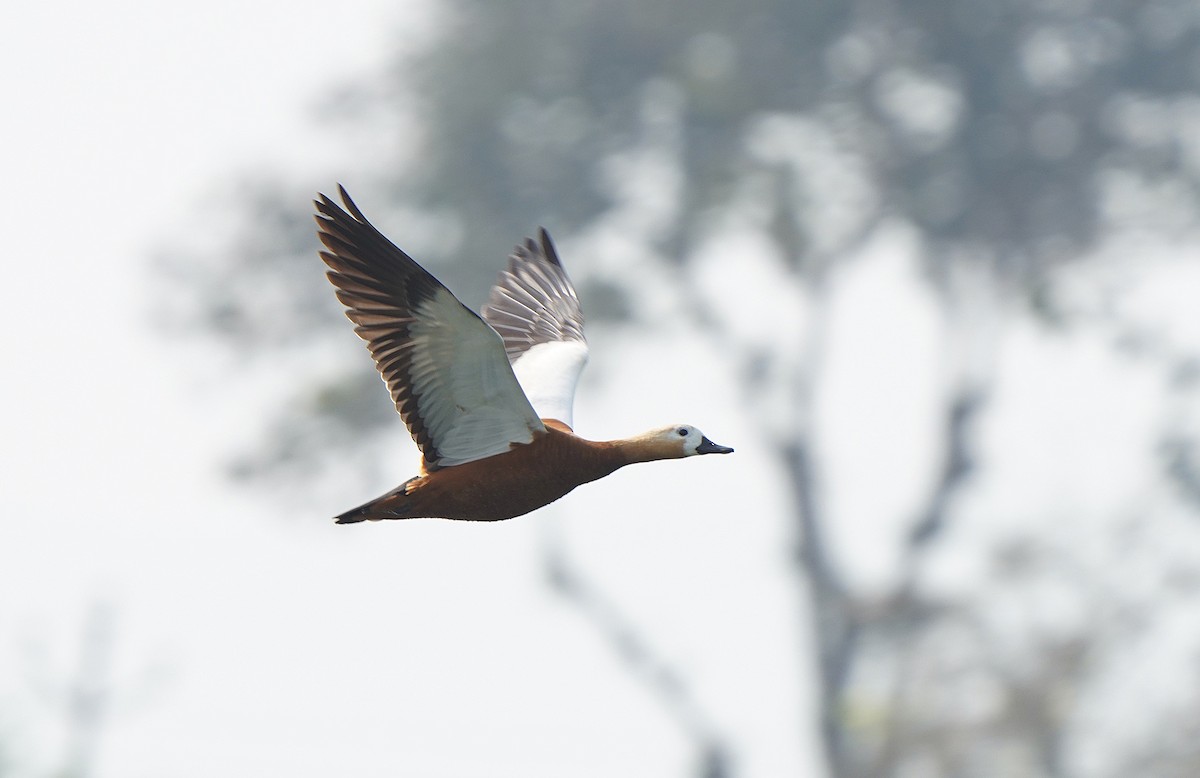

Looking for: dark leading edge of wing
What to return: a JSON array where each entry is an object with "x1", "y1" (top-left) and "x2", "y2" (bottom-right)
[
  {"x1": 314, "y1": 185, "x2": 453, "y2": 466},
  {"x1": 480, "y1": 228, "x2": 586, "y2": 364}
]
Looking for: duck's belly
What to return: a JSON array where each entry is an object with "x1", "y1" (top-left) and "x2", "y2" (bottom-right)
[
  {"x1": 414, "y1": 465, "x2": 582, "y2": 521},
  {"x1": 404, "y1": 427, "x2": 622, "y2": 521}
]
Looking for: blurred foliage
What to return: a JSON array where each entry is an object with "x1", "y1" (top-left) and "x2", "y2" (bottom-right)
[
  {"x1": 174, "y1": 0, "x2": 1200, "y2": 341},
  {"x1": 164, "y1": 0, "x2": 1200, "y2": 480},
  {"x1": 378, "y1": 0, "x2": 1200, "y2": 282}
]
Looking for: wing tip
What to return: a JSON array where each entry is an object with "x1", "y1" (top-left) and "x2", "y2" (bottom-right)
[
  {"x1": 540, "y1": 227, "x2": 564, "y2": 267},
  {"x1": 313, "y1": 184, "x2": 365, "y2": 225},
  {"x1": 337, "y1": 183, "x2": 367, "y2": 221},
  {"x1": 509, "y1": 226, "x2": 563, "y2": 269}
]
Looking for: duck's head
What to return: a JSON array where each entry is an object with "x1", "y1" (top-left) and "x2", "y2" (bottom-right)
[
  {"x1": 650, "y1": 424, "x2": 735, "y2": 458},
  {"x1": 618, "y1": 424, "x2": 734, "y2": 463}
]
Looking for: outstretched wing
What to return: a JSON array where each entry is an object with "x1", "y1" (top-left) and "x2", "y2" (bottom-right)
[
  {"x1": 480, "y1": 229, "x2": 589, "y2": 429},
  {"x1": 315, "y1": 186, "x2": 544, "y2": 470}
]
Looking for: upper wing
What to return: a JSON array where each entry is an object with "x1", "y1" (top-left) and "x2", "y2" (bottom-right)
[
  {"x1": 480, "y1": 229, "x2": 589, "y2": 429},
  {"x1": 315, "y1": 186, "x2": 545, "y2": 470}
]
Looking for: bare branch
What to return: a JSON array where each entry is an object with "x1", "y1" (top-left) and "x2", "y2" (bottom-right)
[{"x1": 543, "y1": 536, "x2": 733, "y2": 778}]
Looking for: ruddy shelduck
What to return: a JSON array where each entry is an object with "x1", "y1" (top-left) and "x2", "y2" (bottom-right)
[{"x1": 315, "y1": 186, "x2": 733, "y2": 522}]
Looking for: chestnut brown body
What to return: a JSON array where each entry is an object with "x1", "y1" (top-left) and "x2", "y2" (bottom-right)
[{"x1": 336, "y1": 422, "x2": 640, "y2": 522}]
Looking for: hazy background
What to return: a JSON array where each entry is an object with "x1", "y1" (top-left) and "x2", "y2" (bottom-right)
[{"x1": 4, "y1": 0, "x2": 1200, "y2": 776}]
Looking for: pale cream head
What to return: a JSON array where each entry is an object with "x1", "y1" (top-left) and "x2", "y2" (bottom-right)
[{"x1": 656, "y1": 424, "x2": 735, "y2": 457}]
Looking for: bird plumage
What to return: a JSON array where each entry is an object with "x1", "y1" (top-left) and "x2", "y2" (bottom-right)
[{"x1": 315, "y1": 186, "x2": 731, "y2": 522}]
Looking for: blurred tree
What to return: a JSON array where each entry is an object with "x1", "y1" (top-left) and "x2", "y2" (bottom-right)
[
  {"x1": 57, "y1": 603, "x2": 113, "y2": 778},
  {"x1": 6, "y1": 602, "x2": 118, "y2": 778},
  {"x1": 163, "y1": 0, "x2": 1200, "y2": 776}
]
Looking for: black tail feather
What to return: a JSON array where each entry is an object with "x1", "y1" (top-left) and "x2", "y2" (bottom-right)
[
  {"x1": 334, "y1": 507, "x2": 371, "y2": 524},
  {"x1": 333, "y1": 477, "x2": 420, "y2": 524}
]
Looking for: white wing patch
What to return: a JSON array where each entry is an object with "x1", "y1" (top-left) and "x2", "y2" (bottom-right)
[
  {"x1": 511, "y1": 340, "x2": 590, "y2": 429},
  {"x1": 408, "y1": 288, "x2": 545, "y2": 467},
  {"x1": 480, "y1": 229, "x2": 589, "y2": 431}
]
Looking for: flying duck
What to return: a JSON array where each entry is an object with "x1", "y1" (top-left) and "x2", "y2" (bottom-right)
[{"x1": 315, "y1": 186, "x2": 733, "y2": 522}]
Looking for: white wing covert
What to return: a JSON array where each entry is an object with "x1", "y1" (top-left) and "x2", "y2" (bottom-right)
[{"x1": 315, "y1": 187, "x2": 544, "y2": 470}]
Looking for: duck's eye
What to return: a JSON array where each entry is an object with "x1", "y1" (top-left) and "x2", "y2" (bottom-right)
[{"x1": 677, "y1": 427, "x2": 689, "y2": 437}]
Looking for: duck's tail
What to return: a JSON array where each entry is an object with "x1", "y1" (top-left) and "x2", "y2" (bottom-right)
[{"x1": 334, "y1": 477, "x2": 423, "y2": 523}]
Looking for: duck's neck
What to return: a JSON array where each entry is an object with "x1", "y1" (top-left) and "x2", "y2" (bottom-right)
[{"x1": 605, "y1": 430, "x2": 685, "y2": 465}]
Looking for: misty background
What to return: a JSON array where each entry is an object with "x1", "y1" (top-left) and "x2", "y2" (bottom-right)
[{"x1": 4, "y1": 0, "x2": 1200, "y2": 776}]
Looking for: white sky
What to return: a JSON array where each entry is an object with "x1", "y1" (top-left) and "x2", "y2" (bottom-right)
[{"x1": 3, "y1": 2, "x2": 1200, "y2": 777}]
